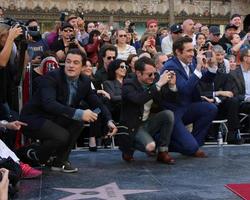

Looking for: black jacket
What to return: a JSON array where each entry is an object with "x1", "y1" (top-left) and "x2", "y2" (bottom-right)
[{"x1": 20, "y1": 68, "x2": 112, "y2": 130}]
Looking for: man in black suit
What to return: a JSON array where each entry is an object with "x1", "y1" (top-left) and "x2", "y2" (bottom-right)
[
  {"x1": 198, "y1": 45, "x2": 242, "y2": 144},
  {"x1": 19, "y1": 49, "x2": 117, "y2": 173},
  {"x1": 119, "y1": 56, "x2": 177, "y2": 164},
  {"x1": 230, "y1": 47, "x2": 250, "y2": 131}
]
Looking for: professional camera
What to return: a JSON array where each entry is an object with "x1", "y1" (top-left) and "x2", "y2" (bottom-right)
[{"x1": 0, "y1": 17, "x2": 27, "y2": 41}]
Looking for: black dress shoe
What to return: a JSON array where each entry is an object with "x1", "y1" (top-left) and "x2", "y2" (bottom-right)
[{"x1": 89, "y1": 146, "x2": 97, "y2": 152}]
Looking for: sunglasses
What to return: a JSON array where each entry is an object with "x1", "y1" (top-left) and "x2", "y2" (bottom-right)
[
  {"x1": 118, "y1": 34, "x2": 127, "y2": 38},
  {"x1": 162, "y1": 61, "x2": 166, "y2": 65},
  {"x1": 107, "y1": 56, "x2": 116, "y2": 60},
  {"x1": 63, "y1": 29, "x2": 73, "y2": 33},
  {"x1": 143, "y1": 72, "x2": 157, "y2": 78},
  {"x1": 119, "y1": 64, "x2": 128, "y2": 69}
]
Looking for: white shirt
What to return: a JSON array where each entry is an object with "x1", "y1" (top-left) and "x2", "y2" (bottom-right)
[
  {"x1": 161, "y1": 35, "x2": 173, "y2": 55},
  {"x1": 116, "y1": 44, "x2": 136, "y2": 61}
]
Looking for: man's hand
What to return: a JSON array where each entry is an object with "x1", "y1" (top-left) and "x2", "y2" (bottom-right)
[
  {"x1": 157, "y1": 70, "x2": 172, "y2": 87},
  {"x1": 97, "y1": 90, "x2": 111, "y2": 99},
  {"x1": 0, "y1": 168, "x2": 9, "y2": 200},
  {"x1": 6, "y1": 121, "x2": 27, "y2": 131},
  {"x1": 196, "y1": 50, "x2": 207, "y2": 71},
  {"x1": 82, "y1": 109, "x2": 98, "y2": 122},
  {"x1": 168, "y1": 71, "x2": 176, "y2": 86},
  {"x1": 216, "y1": 91, "x2": 233, "y2": 98},
  {"x1": 201, "y1": 96, "x2": 214, "y2": 103},
  {"x1": 106, "y1": 121, "x2": 118, "y2": 137}
]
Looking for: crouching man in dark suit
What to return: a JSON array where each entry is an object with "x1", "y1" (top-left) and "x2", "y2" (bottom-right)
[
  {"x1": 119, "y1": 56, "x2": 178, "y2": 164},
  {"x1": 19, "y1": 49, "x2": 117, "y2": 173}
]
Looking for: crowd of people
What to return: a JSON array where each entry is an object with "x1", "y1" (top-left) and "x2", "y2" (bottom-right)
[{"x1": 0, "y1": 5, "x2": 250, "y2": 198}]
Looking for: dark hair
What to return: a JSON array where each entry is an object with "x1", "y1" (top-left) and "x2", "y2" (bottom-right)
[
  {"x1": 230, "y1": 14, "x2": 241, "y2": 20},
  {"x1": 127, "y1": 54, "x2": 138, "y2": 66},
  {"x1": 26, "y1": 19, "x2": 38, "y2": 26},
  {"x1": 195, "y1": 32, "x2": 206, "y2": 41},
  {"x1": 134, "y1": 57, "x2": 155, "y2": 72},
  {"x1": 99, "y1": 44, "x2": 117, "y2": 58},
  {"x1": 88, "y1": 30, "x2": 101, "y2": 44},
  {"x1": 240, "y1": 47, "x2": 250, "y2": 62},
  {"x1": 173, "y1": 36, "x2": 193, "y2": 56},
  {"x1": 66, "y1": 48, "x2": 87, "y2": 65},
  {"x1": 107, "y1": 59, "x2": 126, "y2": 80}
]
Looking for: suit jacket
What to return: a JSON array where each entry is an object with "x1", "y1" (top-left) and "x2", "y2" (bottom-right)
[
  {"x1": 198, "y1": 71, "x2": 233, "y2": 102},
  {"x1": 20, "y1": 68, "x2": 112, "y2": 130},
  {"x1": 120, "y1": 77, "x2": 178, "y2": 135},
  {"x1": 160, "y1": 56, "x2": 216, "y2": 112},
  {"x1": 103, "y1": 80, "x2": 122, "y2": 103},
  {"x1": 229, "y1": 66, "x2": 246, "y2": 102}
]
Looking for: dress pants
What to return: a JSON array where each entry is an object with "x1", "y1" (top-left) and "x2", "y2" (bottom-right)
[
  {"x1": 169, "y1": 102, "x2": 217, "y2": 155},
  {"x1": 134, "y1": 110, "x2": 174, "y2": 152},
  {"x1": 24, "y1": 119, "x2": 83, "y2": 164}
]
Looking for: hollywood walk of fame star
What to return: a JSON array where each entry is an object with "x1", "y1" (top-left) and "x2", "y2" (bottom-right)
[{"x1": 54, "y1": 182, "x2": 159, "y2": 200}]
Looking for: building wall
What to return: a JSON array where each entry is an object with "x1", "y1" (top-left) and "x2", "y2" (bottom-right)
[{"x1": 1, "y1": 0, "x2": 249, "y2": 31}]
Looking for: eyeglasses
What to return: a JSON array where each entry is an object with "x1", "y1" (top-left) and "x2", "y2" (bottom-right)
[
  {"x1": 107, "y1": 56, "x2": 116, "y2": 60},
  {"x1": 118, "y1": 34, "x2": 127, "y2": 38},
  {"x1": 162, "y1": 61, "x2": 166, "y2": 65},
  {"x1": 149, "y1": 25, "x2": 157, "y2": 28},
  {"x1": 63, "y1": 29, "x2": 73, "y2": 33},
  {"x1": 143, "y1": 72, "x2": 157, "y2": 78},
  {"x1": 119, "y1": 64, "x2": 128, "y2": 69}
]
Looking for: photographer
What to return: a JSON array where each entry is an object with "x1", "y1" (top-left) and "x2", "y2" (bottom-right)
[
  {"x1": 26, "y1": 19, "x2": 49, "y2": 64},
  {"x1": 51, "y1": 23, "x2": 86, "y2": 62}
]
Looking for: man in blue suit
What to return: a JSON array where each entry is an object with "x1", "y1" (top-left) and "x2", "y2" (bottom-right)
[{"x1": 161, "y1": 36, "x2": 218, "y2": 157}]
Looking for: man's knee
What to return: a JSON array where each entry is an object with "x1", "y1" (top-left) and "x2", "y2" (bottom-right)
[
  {"x1": 160, "y1": 110, "x2": 174, "y2": 123},
  {"x1": 145, "y1": 142, "x2": 156, "y2": 152}
]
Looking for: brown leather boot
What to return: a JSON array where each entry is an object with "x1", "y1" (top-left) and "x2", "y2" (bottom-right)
[
  {"x1": 157, "y1": 151, "x2": 175, "y2": 164},
  {"x1": 122, "y1": 153, "x2": 135, "y2": 162},
  {"x1": 193, "y1": 149, "x2": 208, "y2": 158}
]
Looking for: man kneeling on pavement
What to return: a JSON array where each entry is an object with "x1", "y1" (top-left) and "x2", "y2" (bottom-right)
[{"x1": 118, "y1": 56, "x2": 178, "y2": 164}]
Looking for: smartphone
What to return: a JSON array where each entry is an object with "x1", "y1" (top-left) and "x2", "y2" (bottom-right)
[{"x1": 93, "y1": 107, "x2": 101, "y2": 114}]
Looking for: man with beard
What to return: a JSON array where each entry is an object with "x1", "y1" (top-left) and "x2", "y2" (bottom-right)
[{"x1": 219, "y1": 24, "x2": 238, "y2": 56}]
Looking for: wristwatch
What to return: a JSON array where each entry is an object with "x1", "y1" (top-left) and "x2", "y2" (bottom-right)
[{"x1": 0, "y1": 120, "x2": 8, "y2": 130}]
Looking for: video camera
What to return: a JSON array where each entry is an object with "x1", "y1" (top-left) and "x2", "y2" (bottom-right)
[{"x1": 0, "y1": 17, "x2": 27, "y2": 41}]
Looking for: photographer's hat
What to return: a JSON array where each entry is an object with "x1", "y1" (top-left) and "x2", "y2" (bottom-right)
[{"x1": 61, "y1": 22, "x2": 74, "y2": 30}]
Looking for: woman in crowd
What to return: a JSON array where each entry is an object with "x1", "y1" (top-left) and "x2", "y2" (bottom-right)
[
  {"x1": 81, "y1": 59, "x2": 111, "y2": 151},
  {"x1": 126, "y1": 54, "x2": 138, "y2": 78},
  {"x1": 84, "y1": 30, "x2": 101, "y2": 66},
  {"x1": 195, "y1": 32, "x2": 206, "y2": 51},
  {"x1": 115, "y1": 29, "x2": 136, "y2": 61},
  {"x1": 103, "y1": 59, "x2": 127, "y2": 122}
]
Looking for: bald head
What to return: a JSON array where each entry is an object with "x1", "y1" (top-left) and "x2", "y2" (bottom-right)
[{"x1": 182, "y1": 19, "x2": 195, "y2": 36}]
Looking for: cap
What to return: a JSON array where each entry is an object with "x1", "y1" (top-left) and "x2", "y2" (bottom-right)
[
  {"x1": 170, "y1": 24, "x2": 182, "y2": 33},
  {"x1": 230, "y1": 14, "x2": 241, "y2": 20},
  {"x1": 209, "y1": 26, "x2": 220, "y2": 35},
  {"x1": 225, "y1": 23, "x2": 238, "y2": 31},
  {"x1": 61, "y1": 22, "x2": 74, "y2": 30},
  {"x1": 146, "y1": 19, "x2": 158, "y2": 28}
]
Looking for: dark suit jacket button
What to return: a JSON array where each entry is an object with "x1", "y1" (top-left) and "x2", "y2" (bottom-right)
[
  {"x1": 131, "y1": 128, "x2": 135, "y2": 132},
  {"x1": 139, "y1": 117, "x2": 142, "y2": 120}
]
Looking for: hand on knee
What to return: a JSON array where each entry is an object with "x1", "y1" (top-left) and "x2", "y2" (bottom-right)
[{"x1": 145, "y1": 142, "x2": 156, "y2": 152}]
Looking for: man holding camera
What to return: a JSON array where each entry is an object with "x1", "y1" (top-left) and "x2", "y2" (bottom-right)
[
  {"x1": 161, "y1": 36, "x2": 218, "y2": 157},
  {"x1": 119, "y1": 56, "x2": 177, "y2": 164},
  {"x1": 51, "y1": 23, "x2": 86, "y2": 62}
]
